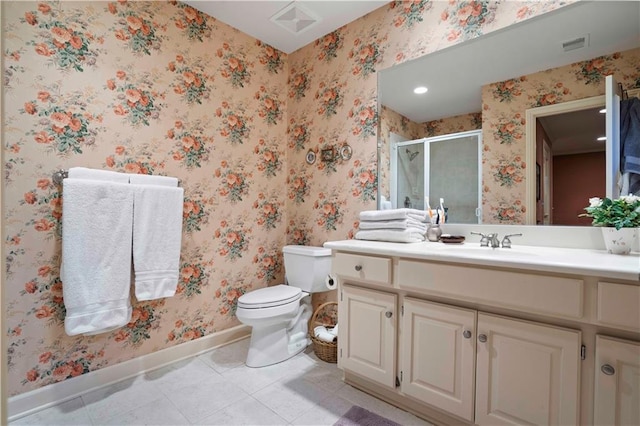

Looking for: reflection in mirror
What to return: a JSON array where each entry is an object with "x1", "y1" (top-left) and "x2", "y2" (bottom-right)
[
  {"x1": 390, "y1": 130, "x2": 481, "y2": 224},
  {"x1": 377, "y1": 1, "x2": 640, "y2": 225}
]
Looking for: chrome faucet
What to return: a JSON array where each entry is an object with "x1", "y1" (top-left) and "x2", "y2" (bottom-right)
[
  {"x1": 471, "y1": 232, "x2": 501, "y2": 248},
  {"x1": 501, "y1": 233, "x2": 523, "y2": 248}
]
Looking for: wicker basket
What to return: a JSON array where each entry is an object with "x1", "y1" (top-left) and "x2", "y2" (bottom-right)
[{"x1": 309, "y1": 301, "x2": 338, "y2": 363}]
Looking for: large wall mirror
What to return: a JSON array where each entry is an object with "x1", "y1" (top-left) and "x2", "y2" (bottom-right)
[{"x1": 377, "y1": 1, "x2": 640, "y2": 225}]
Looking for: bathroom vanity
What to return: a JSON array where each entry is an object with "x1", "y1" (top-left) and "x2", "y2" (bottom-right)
[{"x1": 324, "y1": 238, "x2": 640, "y2": 425}]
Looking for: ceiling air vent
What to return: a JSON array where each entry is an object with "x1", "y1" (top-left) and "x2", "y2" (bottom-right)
[
  {"x1": 562, "y1": 34, "x2": 590, "y2": 52},
  {"x1": 270, "y1": 2, "x2": 321, "y2": 35}
]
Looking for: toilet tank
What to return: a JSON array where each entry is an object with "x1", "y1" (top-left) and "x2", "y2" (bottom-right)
[{"x1": 282, "y1": 245, "x2": 332, "y2": 293}]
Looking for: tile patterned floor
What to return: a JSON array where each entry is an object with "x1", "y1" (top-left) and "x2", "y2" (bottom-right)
[{"x1": 10, "y1": 338, "x2": 433, "y2": 425}]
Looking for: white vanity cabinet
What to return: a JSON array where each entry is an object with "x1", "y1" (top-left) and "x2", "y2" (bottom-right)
[
  {"x1": 326, "y1": 243, "x2": 640, "y2": 426},
  {"x1": 474, "y1": 313, "x2": 580, "y2": 425},
  {"x1": 593, "y1": 335, "x2": 640, "y2": 425},
  {"x1": 400, "y1": 298, "x2": 476, "y2": 421},
  {"x1": 339, "y1": 284, "x2": 397, "y2": 388}
]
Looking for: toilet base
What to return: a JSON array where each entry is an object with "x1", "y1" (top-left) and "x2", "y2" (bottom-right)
[{"x1": 245, "y1": 322, "x2": 310, "y2": 368}]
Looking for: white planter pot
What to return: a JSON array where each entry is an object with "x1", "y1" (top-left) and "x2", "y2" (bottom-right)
[{"x1": 601, "y1": 227, "x2": 638, "y2": 255}]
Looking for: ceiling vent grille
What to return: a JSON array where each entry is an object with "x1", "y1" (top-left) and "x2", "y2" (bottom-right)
[{"x1": 270, "y1": 2, "x2": 321, "y2": 35}]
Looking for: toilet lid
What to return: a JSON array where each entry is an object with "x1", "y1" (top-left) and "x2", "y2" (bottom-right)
[{"x1": 237, "y1": 285, "x2": 302, "y2": 309}]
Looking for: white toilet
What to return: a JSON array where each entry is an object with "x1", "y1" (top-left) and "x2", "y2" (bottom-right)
[{"x1": 236, "y1": 245, "x2": 331, "y2": 367}]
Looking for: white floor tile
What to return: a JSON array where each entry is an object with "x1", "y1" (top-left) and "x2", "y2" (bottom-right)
[
  {"x1": 197, "y1": 395, "x2": 288, "y2": 425},
  {"x1": 144, "y1": 356, "x2": 221, "y2": 395},
  {"x1": 10, "y1": 339, "x2": 428, "y2": 426},
  {"x1": 197, "y1": 338, "x2": 250, "y2": 373},
  {"x1": 300, "y1": 363, "x2": 345, "y2": 394},
  {"x1": 10, "y1": 397, "x2": 92, "y2": 426},
  {"x1": 94, "y1": 395, "x2": 189, "y2": 426},
  {"x1": 290, "y1": 395, "x2": 353, "y2": 426},
  {"x1": 82, "y1": 376, "x2": 164, "y2": 424},
  {"x1": 219, "y1": 352, "x2": 310, "y2": 395},
  {"x1": 337, "y1": 384, "x2": 434, "y2": 426},
  {"x1": 253, "y1": 375, "x2": 334, "y2": 423},
  {"x1": 162, "y1": 373, "x2": 249, "y2": 423}
]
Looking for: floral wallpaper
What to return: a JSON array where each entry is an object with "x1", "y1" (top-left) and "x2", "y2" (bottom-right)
[
  {"x1": 482, "y1": 47, "x2": 640, "y2": 223},
  {"x1": 4, "y1": 0, "x2": 577, "y2": 398},
  {"x1": 4, "y1": 0, "x2": 289, "y2": 396}
]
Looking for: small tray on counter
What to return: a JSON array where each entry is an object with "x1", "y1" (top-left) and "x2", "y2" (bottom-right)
[{"x1": 440, "y1": 235, "x2": 465, "y2": 244}]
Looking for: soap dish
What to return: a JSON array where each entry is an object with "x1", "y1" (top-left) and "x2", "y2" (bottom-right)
[{"x1": 440, "y1": 235, "x2": 465, "y2": 244}]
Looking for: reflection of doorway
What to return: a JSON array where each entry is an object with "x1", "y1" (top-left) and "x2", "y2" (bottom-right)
[{"x1": 525, "y1": 96, "x2": 606, "y2": 225}]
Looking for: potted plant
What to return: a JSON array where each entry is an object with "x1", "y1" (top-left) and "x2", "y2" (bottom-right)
[{"x1": 580, "y1": 195, "x2": 640, "y2": 254}]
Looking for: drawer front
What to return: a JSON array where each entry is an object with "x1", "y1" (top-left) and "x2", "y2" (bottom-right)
[
  {"x1": 398, "y1": 260, "x2": 584, "y2": 319},
  {"x1": 333, "y1": 253, "x2": 391, "y2": 286},
  {"x1": 597, "y1": 282, "x2": 640, "y2": 332}
]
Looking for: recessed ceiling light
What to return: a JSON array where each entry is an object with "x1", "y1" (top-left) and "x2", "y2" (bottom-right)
[
  {"x1": 597, "y1": 136, "x2": 606, "y2": 142},
  {"x1": 413, "y1": 86, "x2": 428, "y2": 94},
  {"x1": 599, "y1": 108, "x2": 606, "y2": 114}
]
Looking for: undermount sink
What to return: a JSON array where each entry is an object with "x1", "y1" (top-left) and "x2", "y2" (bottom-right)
[{"x1": 438, "y1": 244, "x2": 538, "y2": 257}]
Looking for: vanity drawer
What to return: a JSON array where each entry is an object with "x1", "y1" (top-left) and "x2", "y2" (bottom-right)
[
  {"x1": 597, "y1": 282, "x2": 640, "y2": 332},
  {"x1": 333, "y1": 252, "x2": 392, "y2": 286},
  {"x1": 398, "y1": 260, "x2": 584, "y2": 319}
]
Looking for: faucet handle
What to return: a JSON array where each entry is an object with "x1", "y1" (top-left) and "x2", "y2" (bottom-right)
[
  {"x1": 471, "y1": 232, "x2": 489, "y2": 247},
  {"x1": 501, "y1": 233, "x2": 523, "y2": 248}
]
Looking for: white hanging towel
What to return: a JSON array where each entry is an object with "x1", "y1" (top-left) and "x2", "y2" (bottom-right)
[
  {"x1": 129, "y1": 174, "x2": 184, "y2": 301},
  {"x1": 61, "y1": 169, "x2": 133, "y2": 336}
]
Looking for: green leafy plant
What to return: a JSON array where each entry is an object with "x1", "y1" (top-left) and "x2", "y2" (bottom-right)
[{"x1": 580, "y1": 196, "x2": 640, "y2": 230}]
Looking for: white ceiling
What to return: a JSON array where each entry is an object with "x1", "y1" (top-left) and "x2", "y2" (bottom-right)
[{"x1": 184, "y1": 1, "x2": 389, "y2": 54}]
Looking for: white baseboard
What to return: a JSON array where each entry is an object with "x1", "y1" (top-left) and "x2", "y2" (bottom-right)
[{"x1": 8, "y1": 324, "x2": 251, "y2": 421}]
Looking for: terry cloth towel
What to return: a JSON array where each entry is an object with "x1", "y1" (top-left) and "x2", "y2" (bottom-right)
[
  {"x1": 68, "y1": 166, "x2": 128, "y2": 183},
  {"x1": 621, "y1": 97, "x2": 640, "y2": 174},
  {"x1": 129, "y1": 174, "x2": 184, "y2": 301},
  {"x1": 128, "y1": 173, "x2": 178, "y2": 187},
  {"x1": 355, "y1": 229, "x2": 425, "y2": 243},
  {"x1": 61, "y1": 177, "x2": 133, "y2": 336},
  {"x1": 359, "y1": 208, "x2": 428, "y2": 222},
  {"x1": 358, "y1": 218, "x2": 427, "y2": 232}
]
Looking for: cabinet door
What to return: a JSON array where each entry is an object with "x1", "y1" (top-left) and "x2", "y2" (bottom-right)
[
  {"x1": 339, "y1": 284, "x2": 397, "y2": 388},
  {"x1": 594, "y1": 335, "x2": 640, "y2": 426},
  {"x1": 401, "y1": 298, "x2": 476, "y2": 422},
  {"x1": 475, "y1": 313, "x2": 580, "y2": 426}
]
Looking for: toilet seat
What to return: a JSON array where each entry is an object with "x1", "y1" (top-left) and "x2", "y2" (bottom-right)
[{"x1": 237, "y1": 285, "x2": 302, "y2": 309}]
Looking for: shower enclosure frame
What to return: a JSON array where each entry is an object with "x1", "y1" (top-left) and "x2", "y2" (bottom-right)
[{"x1": 390, "y1": 129, "x2": 482, "y2": 224}]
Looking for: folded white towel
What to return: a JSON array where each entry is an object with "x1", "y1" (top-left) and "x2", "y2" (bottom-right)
[
  {"x1": 132, "y1": 182, "x2": 184, "y2": 301},
  {"x1": 359, "y1": 218, "x2": 427, "y2": 231},
  {"x1": 68, "y1": 167, "x2": 130, "y2": 184},
  {"x1": 61, "y1": 178, "x2": 133, "y2": 336},
  {"x1": 355, "y1": 229, "x2": 425, "y2": 243},
  {"x1": 359, "y1": 208, "x2": 428, "y2": 222},
  {"x1": 128, "y1": 174, "x2": 179, "y2": 187}
]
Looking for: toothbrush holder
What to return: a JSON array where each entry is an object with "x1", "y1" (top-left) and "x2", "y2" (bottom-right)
[{"x1": 426, "y1": 224, "x2": 442, "y2": 242}]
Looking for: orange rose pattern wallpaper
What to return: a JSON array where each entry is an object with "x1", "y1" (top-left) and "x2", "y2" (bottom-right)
[{"x1": 4, "y1": 0, "x2": 579, "y2": 397}]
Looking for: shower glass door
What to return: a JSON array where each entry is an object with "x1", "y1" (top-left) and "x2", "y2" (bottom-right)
[{"x1": 391, "y1": 130, "x2": 481, "y2": 223}]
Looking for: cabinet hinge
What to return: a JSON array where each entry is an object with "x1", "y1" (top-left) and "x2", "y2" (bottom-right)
[
  {"x1": 581, "y1": 344, "x2": 586, "y2": 361},
  {"x1": 340, "y1": 291, "x2": 343, "y2": 302},
  {"x1": 395, "y1": 375, "x2": 400, "y2": 387},
  {"x1": 340, "y1": 348, "x2": 342, "y2": 358},
  {"x1": 401, "y1": 305, "x2": 404, "y2": 316}
]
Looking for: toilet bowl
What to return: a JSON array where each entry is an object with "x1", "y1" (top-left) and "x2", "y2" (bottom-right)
[{"x1": 236, "y1": 245, "x2": 331, "y2": 368}]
